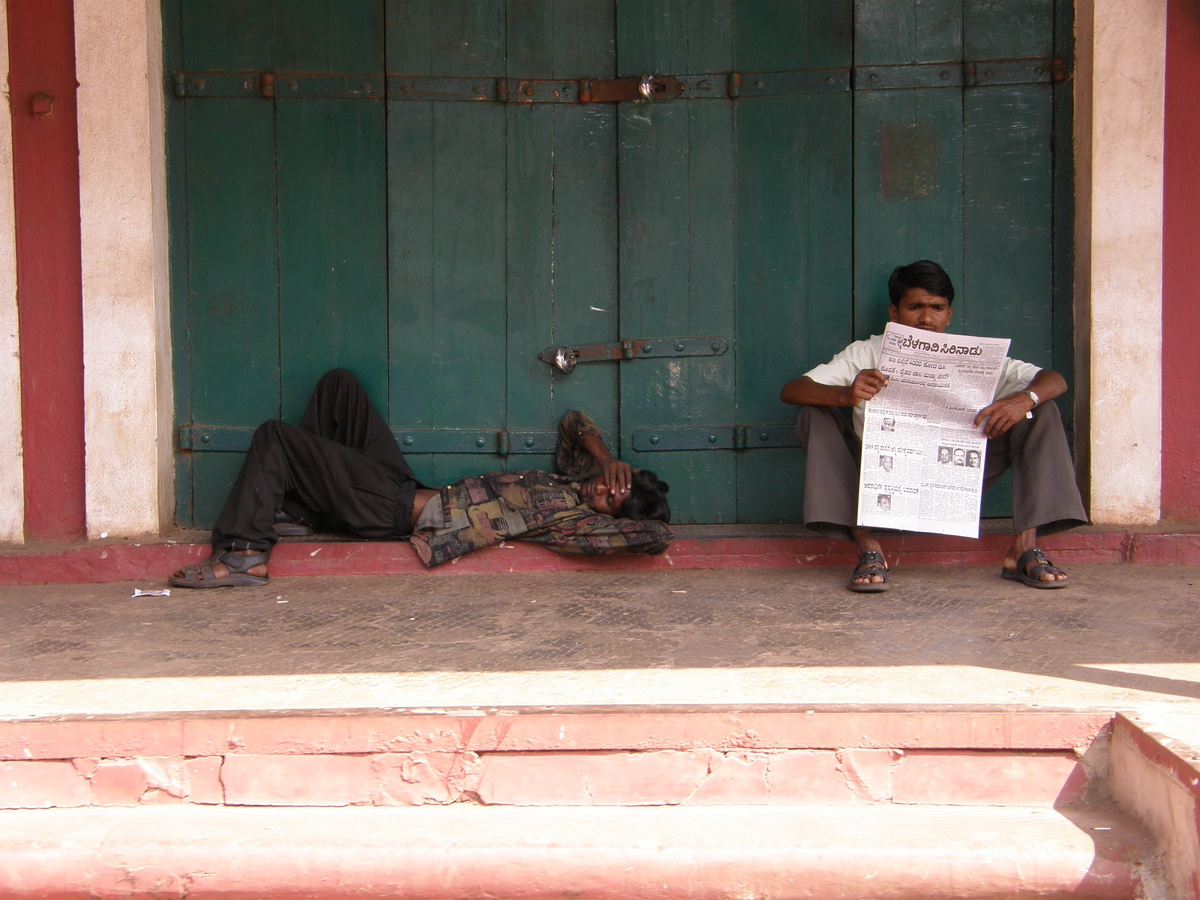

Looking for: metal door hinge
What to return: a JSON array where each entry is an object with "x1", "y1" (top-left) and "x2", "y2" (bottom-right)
[
  {"x1": 395, "y1": 430, "x2": 560, "y2": 454},
  {"x1": 854, "y1": 58, "x2": 1065, "y2": 91},
  {"x1": 539, "y1": 336, "x2": 728, "y2": 373},
  {"x1": 179, "y1": 425, "x2": 597, "y2": 456},
  {"x1": 173, "y1": 58, "x2": 1066, "y2": 103},
  {"x1": 632, "y1": 424, "x2": 798, "y2": 452}
]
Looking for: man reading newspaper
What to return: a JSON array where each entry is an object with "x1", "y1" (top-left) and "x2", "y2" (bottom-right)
[{"x1": 780, "y1": 260, "x2": 1087, "y2": 593}]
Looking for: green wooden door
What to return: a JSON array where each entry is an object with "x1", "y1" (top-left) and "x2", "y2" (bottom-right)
[{"x1": 166, "y1": 0, "x2": 1070, "y2": 528}]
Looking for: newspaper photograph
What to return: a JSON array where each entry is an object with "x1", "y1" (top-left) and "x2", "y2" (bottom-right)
[{"x1": 858, "y1": 322, "x2": 1011, "y2": 538}]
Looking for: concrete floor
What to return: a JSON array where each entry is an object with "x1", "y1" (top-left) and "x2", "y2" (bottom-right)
[{"x1": 1, "y1": 563, "x2": 1198, "y2": 738}]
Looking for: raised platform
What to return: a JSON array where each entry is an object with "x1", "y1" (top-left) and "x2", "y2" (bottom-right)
[{"x1": 3, "y1": 523, "x2": 1199, "y2": 586}]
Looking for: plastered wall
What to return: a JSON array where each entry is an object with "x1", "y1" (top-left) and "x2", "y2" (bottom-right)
[
  {"x1": 1080, "y1": 0, "x2": 1166, "y2": 525},
  {"x1": 75, "y1": 0, "x2": 170, "y2": 538}
]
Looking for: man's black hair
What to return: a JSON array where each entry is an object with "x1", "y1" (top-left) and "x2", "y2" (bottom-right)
[
  {"x1": 624, "y1": 469, "x2": 671, "y2": 523},
  {"x1": 888, "y1": 260, "x2": 955, "y2": 306}
]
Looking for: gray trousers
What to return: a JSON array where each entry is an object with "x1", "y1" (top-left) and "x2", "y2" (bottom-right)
[{"x1": 793, "y1": 402, "x2": 1088, "y2": 542}]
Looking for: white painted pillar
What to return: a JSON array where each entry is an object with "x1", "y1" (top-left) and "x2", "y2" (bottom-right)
[
  {"x1": 1080, "y1": 0, "x2": 1166, "y2": 524},
  {"x1": 75, "y1": 0, "x2": 171, "y2": 537},
  {"x1": 0, "y1": 3, "x2": 25, "y2": 545}
]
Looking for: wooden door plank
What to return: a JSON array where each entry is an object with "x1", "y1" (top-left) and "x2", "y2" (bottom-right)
[
  {"x1": 385, "y1": 102, "x2": 437, "y2": 434},
  {"x1": 853, "y1": 88, "x2": 964, "y2": 340},
  {"x1": 680, "y1": 98, "x2": 739, "y2": 525},
  {"x1": 503, "y1": 103, "x2": 556, "y2": 464},
  {"x1": 272, "y1": 0, "x2": 387, "y2": 415},
  {"x1": 960, "y1": 0, "x2": 1058, "y2": 358},
  {"x1": 854, "y1": 0, "x2": 961, "y2": 66},
  {"x1": 547, "y1": 0, "x2": 616, "y2": 75},
  {"x1": 617, "y1": 0, "x2": 689, "y2": 76},
  {"x1": 732, "y1": 2, "x2": 854, "y2": 524},
  {"x1": 388, "y1": 102, "x2": 509, "y2": 487},
  {"x1": 964, "y1": 82, "x2": 1054, "y2": 520},
  {"x1": 173, "y1": 0, "x2": 277, "y2": 526},
  {"x1": 618, "y1": 0, "x2": 738, "y2": 524},
  {"x1": 277, "y1": 99, "x2": 389, "y2": 417},
  {"x1": 1050, "y1": 0, "x2": 1075, "y2": 389},
  {"x1": 504, "y1": 1, "x2": 619, "y2": 469},
  {"x1": 618, "y1": 99, "x2": 738, "y2": 524},
  {"x1": 736, "y1": 0, "x2": 851, "y2": 71},
  {"x1": 385, "y1": 4, "x2": 507, "y2": 486},
  {"x1": 962, "y1": 86, "x2": 1053, "y2": 354},
  {"x1": 506, "y1": 105, "x2": 621, "y2": 438},
  {"x1": 736, "y1": 94, "x2": 853, "y2": 523},
  {"x1": 387, "y1": 0, "x2": 504, "y2": 77},
  {"x1": 179, "y1": 0, "x2": 274, "y2": 72},
  {"x1": 429, "y1": 103, "x2": 508, "y2": 429},
  {"x1": 183, "y1": 99, "x2": 280, "y2": 527},
  {"x1": 965, "y1": 0, "x2": 1054, "y2": 60},
  {"x1": 274, "y1": 0, "x2": 384, "y2": 73}
]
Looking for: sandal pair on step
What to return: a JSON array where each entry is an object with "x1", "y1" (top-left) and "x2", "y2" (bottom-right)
[
  {"x1": 168, "y1": 549, "x2": 271, "y2": 589},
  {"x1": 846, "y1": 547, "x2": 1069, "y2": 593}
]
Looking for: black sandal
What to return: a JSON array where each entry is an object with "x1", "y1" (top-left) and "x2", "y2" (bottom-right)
[
  {"x1": 849, "y1": 549, "x2": 891, "y2": 593},
  {"x1": 1001, "y1": 548, "x2": 1069, "y2": 589},
  {"x1": 273, "y1": 509, "x2": 314, "y2": 537},
  {"x1": 169, "y1": 550, "x2": 271, "y2": 589}
]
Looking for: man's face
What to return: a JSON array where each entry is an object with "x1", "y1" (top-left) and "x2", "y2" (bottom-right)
[
  {"x1": 889, "y1": 287, "x2": 952, "y2": 333},
  {"x1": 581, "y1": 476, "x2": 628, "y2": 517}
]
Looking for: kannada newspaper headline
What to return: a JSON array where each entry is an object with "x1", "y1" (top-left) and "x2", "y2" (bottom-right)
[{"x1": 858, "y1": 322, "x2": 1011, "y2": 538}]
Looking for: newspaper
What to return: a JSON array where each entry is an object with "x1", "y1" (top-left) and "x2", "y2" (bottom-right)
[{"x1": 858, "y1": 323, "x2": 1011, "y2": 538}]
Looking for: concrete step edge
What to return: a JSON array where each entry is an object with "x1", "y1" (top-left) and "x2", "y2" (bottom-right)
[{"x1": 0, "y1": 803, "x2": 1156, "y2": 899}]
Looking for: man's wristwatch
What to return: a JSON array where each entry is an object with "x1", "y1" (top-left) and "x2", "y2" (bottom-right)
[{"x1": 1024, "y1": 389, "x2": 1039, "y2": 419}]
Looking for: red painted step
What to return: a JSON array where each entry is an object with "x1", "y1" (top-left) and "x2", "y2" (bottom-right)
[{"x1": 3, "y1": 526, "x2": 1200, "y2": 585}]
